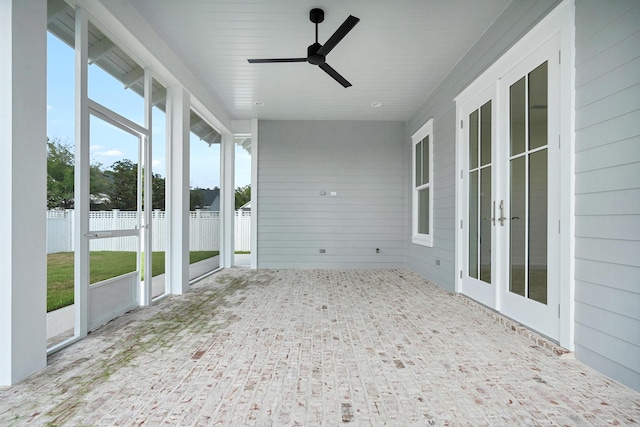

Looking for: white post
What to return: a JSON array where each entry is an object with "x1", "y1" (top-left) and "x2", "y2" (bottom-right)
[
  {"x1": 74, "y1": 6, "x2": 90, "y2": 339},
  {"x1": 220, "y1": 132, "x2": 235, "y2": 267},
  {"x1": 250, "y1": 119, "x2": 258, "y2": 269},
  {"x1": 166, "y1": 87, "x2": 190, "y2": 294},
  {"x1": 0, "y1": 0, "x2": 48, "y2": 386},
  {"x1": 141, "y1": 68, "x2": 153, "y2": 306}
]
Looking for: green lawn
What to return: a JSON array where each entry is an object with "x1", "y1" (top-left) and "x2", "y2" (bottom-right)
[{"x1": 47, "y1": 251, "x2": 218, "y2": 312}]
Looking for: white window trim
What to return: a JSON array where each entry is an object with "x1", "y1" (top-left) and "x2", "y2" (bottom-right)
[{"x1": 412, "y1": 118, "x2": 434, "y2": 247}]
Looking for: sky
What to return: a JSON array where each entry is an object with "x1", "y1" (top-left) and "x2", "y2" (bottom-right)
[{"x1": 46, "y1": 32, "x2": 251, "y2": 189}]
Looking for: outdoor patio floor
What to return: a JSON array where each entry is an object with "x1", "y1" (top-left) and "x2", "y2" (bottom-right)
[{"x1": 1, "y1": 268, "x2": 638, "y2": 426}]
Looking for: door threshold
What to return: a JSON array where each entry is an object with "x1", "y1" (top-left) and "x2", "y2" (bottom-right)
[{"x1": 455, "y1": 293, "x2": 570, "y2": 357}]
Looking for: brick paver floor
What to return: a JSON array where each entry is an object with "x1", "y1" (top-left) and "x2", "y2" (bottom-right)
[{"x1": 1, "y1": 268, "x2": 639, "y2": 426}]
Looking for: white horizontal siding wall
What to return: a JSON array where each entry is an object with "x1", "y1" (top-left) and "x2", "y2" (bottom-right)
[
  {"x1": 257, "y1": 120, "x2": 405, "y2": 268},
  {"x1": 406, "y1": 1, "x2": 561, "y2": 291},
  {"x1": 574, "y1": 0, "x2": 640, "y2": 392}
]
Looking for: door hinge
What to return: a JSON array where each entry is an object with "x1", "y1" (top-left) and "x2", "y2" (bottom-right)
[
  {"x1": 460, "y1": 169, "x2": 463, "y2": 179},
  {"x1": 559, "y1": 50, "x2": 561, "y2": 64},
  {"x1": 558, "y1": 304, "x2": 561, "y2": 318},
  {"x1": 558, "y1": 220, "x2": 561, "y2": 233},
  {"x1": 460, "y1": 220, "x2": 463, "y2": 229},
  {"x1": 460, "y1": 120, "x2": 463, "y2": 129},
  {"x1": 460, "y1": 270, "x2": 463, "y2": 279},
  {"x1": 558, "y1": 135, "x2": 561, "y2": 149}
]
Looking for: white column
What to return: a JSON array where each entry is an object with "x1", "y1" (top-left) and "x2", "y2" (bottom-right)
[
  {"x1": 74, "y1": 6, "x2": 90, "y2": 340},
  {"x1": 220, "y1": 133, "x2": 235, "y2": 268},
  {"x1": 0, "y1": 0, "x2": 48, "y2": 386},
  {"x1": 166, "y1": 87, "x2": 190, "y2": 294},
  {"x1": 141, "y1": 68, "x2": 153, "y2": 306},
  {"x1": 250, "y1": 119, "x2": 259, "y2": 269}
]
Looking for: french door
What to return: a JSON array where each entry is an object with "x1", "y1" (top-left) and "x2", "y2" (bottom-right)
[{"x1": 460, "y1": 35, "x2": 560, "y2": 340}]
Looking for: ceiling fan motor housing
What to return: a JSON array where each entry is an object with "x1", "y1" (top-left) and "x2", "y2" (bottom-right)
[{"x1": 307, "y1": 43, "x2": 325, "y2": 65}]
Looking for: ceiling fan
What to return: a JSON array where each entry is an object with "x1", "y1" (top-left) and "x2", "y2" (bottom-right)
[{"x1": 247, "y1": 8, "x2": 360, "y2": 88}]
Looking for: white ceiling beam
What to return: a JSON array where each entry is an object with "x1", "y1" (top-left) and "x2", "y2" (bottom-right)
[
  {"x1": 122, "y1": 66, "x2": 144, "y2": 89},
  {"x1": 88, "y1": 37, "x2": 115, "y2": 64}
]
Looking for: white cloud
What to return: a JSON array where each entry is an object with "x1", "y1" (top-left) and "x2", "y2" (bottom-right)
[
  {"x1": 152, "y1": 159, "x2": 162, "y2": 168},
  {"x1": 99, "y1": 150, "x2": 124, "y2": 157},
  {"x1": 47, "y1": 104, "x2": 53, "y2": 111}
]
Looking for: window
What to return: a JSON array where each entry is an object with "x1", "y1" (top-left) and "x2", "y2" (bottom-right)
[{"x1": 412, "y1": 119, "x2": 433, "y2": 246}]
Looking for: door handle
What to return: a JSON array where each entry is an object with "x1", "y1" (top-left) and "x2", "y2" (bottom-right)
[{"x1": 498, "y1": 200, "x2": 507, "y2": 226}]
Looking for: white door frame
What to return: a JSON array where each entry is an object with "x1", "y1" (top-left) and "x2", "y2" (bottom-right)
[{"x1": 455, "y1": 0, "x2": 575, "y2": 349}]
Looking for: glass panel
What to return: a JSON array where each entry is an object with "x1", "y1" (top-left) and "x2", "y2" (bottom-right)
[
  {"x1": 469, "y1": 110, "x2": 478, "y2": 169},
  {"x1": 89, "y1": 236, "x2": 138, "y2": 284},
  {"x1": 510, "y1": 77, "x2": 526, "y2": 156},
  {"x1": 418, "y1": 187, "x2": 430, "y2": 235},
  {"x1": 422, "y1": 136, "x2": 430, "y2": 185},
  {"x1": 89, "y1": 115, "x2": 140, "y2": 229},
  {"x1": 468, "y1": 171, "x2": 478, "y2": 279},
  {"x1": 528, "y1": 150, "x2": 548, "y2": 304},
  {"x1": 189, "y1": 111, "x2": 221, "y2": 279},
  {"x1": 415, "y1": 141, "x2": 422, "y2": 187},
  {"x1": 479, "y1": 167, "x2": 492, "y2": 284},
  {"x1": 510, "y1": 156, "x2": 526, "y2": 297},
  {"x1": 480, "y1": 101, "x2": 492, "y2": 166},
  {"x1": 528, "y1": 61, "x2": 548, "y2": 150}
]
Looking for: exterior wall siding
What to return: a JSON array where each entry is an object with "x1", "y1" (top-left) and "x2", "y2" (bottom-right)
[
  {"x1": 574, "y1": 0, "x2": 640, "y2": 392},
  {"x1": 257, "y1": 120, "x2": 405, "y2": 269},
  {"x1": 406, "y1": 0, "x2": 561, "y2": 291}
]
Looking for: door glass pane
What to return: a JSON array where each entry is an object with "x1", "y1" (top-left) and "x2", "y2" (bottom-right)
[
  {"x1": 528, "y1": 149, "x2": 548, "y2": 304},
  {"x1": 510, "y1": 156, "x2": 526, "y2": 297},
  {"x1": 469, "y1": 110, "x2": 478, "y2": 169},
  {"x1": 528, "y1": 61, "x2": 548, "y2": 150},
  {"x1": 479, "y1": 167, "x2": 492, "y2": 284},
  {"x1": 415, "y1": 141, "x2": 422, "y2": 187},
  {"x1": 422, "y1": 136, "x2": 429, "y2": 185},
  {"x1": 480, "y1": 101, "x2": 492, "y2": 166},
  {"x1": 418, "y1": 187, "x2": 430, "y2": 234},
  {"x1": 510, "y1": 77, "x2": 526, "y2": 156},
  {"x1": 468, "y1": 171, "x2": 478, "y2": 279},
  {"x1": 89, "y1": 115, "x2": 140, "y2": 229}
]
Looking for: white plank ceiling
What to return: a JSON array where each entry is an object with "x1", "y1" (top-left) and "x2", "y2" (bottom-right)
[{"x1": 129, "y1": 0, "x2": 511, "y2": 121}]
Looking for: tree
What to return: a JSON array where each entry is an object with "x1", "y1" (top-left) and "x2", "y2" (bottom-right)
[
  {"x1": 107, "y1": 159, "x2": 138, "y2": 210},
  {"x1": 235, "y1": 185, "x2": 251, "y2": 210},
  {"x1": 47, "y1": 138, "x2": 74, "y2": 209},
  {"x1": 190, "y1": 187, "x2": 205, "y2": 210},
  {"x1": 151, "y1": 173, "x2": 166, "y2": 210}
]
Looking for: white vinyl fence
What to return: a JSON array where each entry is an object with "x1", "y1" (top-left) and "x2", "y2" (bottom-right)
[{"x1": 46, "y1": 209, "x2": 251, "y2": 253}]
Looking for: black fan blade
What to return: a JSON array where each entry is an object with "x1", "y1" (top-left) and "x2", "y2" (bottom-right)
[
  {"x1": 317, "y1": 15, "x2": 360, "y2": 57},
  {"x1": 247, "y1": 58, "x2": 307, "y2": 63},
  {"x1": 319, "y1": 63, "x2": 352, "y2": 88}
]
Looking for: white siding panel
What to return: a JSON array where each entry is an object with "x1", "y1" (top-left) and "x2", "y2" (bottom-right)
[
  {"x1": 575, "y1": 258, "x2": 640, "y2": 294},
  {"x1": 576, "y1": 215, "x2": 640, "y2": 241},
  {"x1": 575, "y1": 161, "x2": 640, "y2": 193},
  {"x1": 257, "y1": 120, "x2": 405, "y2": 269},
  {"x1": 575, "y1": 302, "x2": 640, "y2": 346},
  {"x1": 575, "y1": 237, "x2": 640, "y2": 268},
  {"x1": 574, "y1": 0, "x2": 640, "y2": 392},
  {"x1": 575, "y1": 325, "x2": 640, "y2": 380},
  {"x1": 575, "y1": 137, "x2": 640, "y2": 172},
  {"x1": 575, "y1": 280, "x2": 640, "y2": 321}
]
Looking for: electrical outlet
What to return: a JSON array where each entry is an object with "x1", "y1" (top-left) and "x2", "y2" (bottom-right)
[{"x1": 319, "y1": 249, "x2": 326, "y2": 254}]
